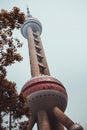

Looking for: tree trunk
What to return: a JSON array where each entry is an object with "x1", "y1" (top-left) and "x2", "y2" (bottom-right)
[{"x1": 9, "y1": 112, "x2": 12, "y2": 130}]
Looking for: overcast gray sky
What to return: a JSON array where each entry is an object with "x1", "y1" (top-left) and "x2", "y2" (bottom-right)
[{"x1": 0, "y1": 0, "x2": 87, "y2": 129}]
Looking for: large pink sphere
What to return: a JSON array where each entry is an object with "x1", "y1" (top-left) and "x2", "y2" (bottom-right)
[{"x1": 22, "y1": 76, "x2": 68, "y2": 116}]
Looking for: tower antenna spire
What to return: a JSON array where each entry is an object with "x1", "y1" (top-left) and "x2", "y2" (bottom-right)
[
  {"x1": 26, "y1": 4, "x2": 30, "y2": 15},
  {"x1": 26, "y1": 3, "x2": 32, "y2": 17}
]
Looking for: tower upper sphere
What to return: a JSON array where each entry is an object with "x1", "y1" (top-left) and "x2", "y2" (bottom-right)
[{"x1": 21, "y1": 7, "x2": 42, "y2": 39}]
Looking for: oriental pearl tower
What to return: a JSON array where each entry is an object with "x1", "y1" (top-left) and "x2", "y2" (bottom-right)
[{"x1": 21, "y1": 7, "x2": 83, "y2": 130}]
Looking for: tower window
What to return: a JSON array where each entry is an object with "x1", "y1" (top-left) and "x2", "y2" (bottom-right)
[
  {"x1": 37, "y1": 55, "x2": 43, "y2": 62},
  {"x1": 39, "y1": 66, "x2": 45, "y2": 74},
  {"x1": 35, "y1": 45, "x2": 41, "y2": 53},
  {"x1": 36, "y1": 47, "x2": 40, "y2": 53},
  {"x1": 34, "y1": 38, "x2": 39, "y2": 45},
  {"x1": 38, "y1": 63, "x2": 46, "y2": 74},
  {"x1": 33, "y1": 32, "x2": 38, "y2": 38},
  {"x1": 37, "y1": 53, "x2": 43, "y2": 62}
]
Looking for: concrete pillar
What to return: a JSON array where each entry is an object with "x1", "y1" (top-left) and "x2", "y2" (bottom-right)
[
  {"x1": 56, "y1": 123, "x2": 64, "y2": 130},
  {"x1": 53, "y1": 107, "x2": 83, "y2": 130},
  {"x1": 37, "y1": 32, "x2": 50, "y2": 75},
  {"x1": 37, "y1": 110, "x2": 51, "y2": 130},
  {"x1": 26, "y1": 116, "x2": 35, "y2": 130},
  {"x1": 27, "y1": 27, "x2": 40, "y2": 77}
]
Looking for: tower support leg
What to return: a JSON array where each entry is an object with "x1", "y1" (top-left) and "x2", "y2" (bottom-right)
[
  {"x1": 53, "y1": 106, "x2": 74, "y2": 129},
  {"x1": 26, "y1": 116, "x2": 35, "y2": 130},
  {"x1": 37, "y1": 110, "x2": 51, "y2": 130},
  {"x1": 53, "y1": 107, "x2": 83, "y2": 130},
  {"x1": 56, "y1": 122, "x2": 64, "y2": 130}
]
